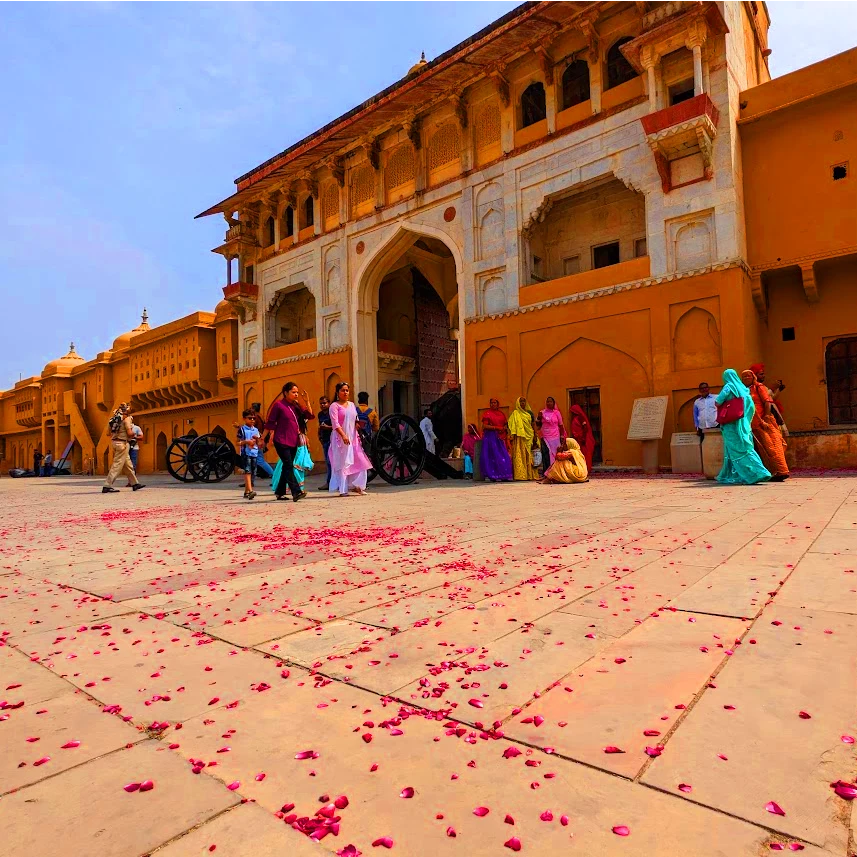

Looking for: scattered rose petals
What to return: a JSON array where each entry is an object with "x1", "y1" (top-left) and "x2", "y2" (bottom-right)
[
  {"x1": 830, "y1": 780, "x2": 857, "y2": 800},
  {"x1": 504, "y1": 837, "x2": 522, "y2": 852},
  {"x1": 400, "y1": 787, "x2": 414, "y2": 799},
  {"x1": 502, "y1": 747, "x2": 522, "y2": 759},
  {"x1": 765, "y1": 801, "x2": 786, "y2": 816},
  {"x1": 603, "y1": 746, "x2": 625, "y2": 754},
  {"x1": 33, "y1": 756, "x2": 50, "y2": 767},
  {"x1": 123, "y1": 782, "x2": 141, "y2": 793},
  {"x1": 371, "y1": 837, "x2": 393, "y2": 849},
  {"x1": 612, "y1": 825, "x2": 630, "y2": 836},
  {"x1": 841, "y1": 735, "x2": 855, "y2": 744},
  {"x1": 295, "y1": 750, "x2": 319, "y2": 760},
  {"x1": 468, "y1": 699, "x2": 484, "y2": 709},
  {"x1": 678, "y1": 783, "x2": 692, "y2": 793},
  {"x1": 254, "y1": 773, "x2": 266, "y2": 782},
  {"x1": 446, "y1": 827, "x2": 456, "y2": 838},
  {"x1": 226, "y1": 781, "x2": 240, "y2": 791},
  {"x1": 60, "y1": 741, "x2": 81, "y2": 749},
  {"x1": 473, "y1": 806, "x2": 490, "y2": 817},
  {"x1": 797, "y1": 711, "x2": 811, "y2": 719},
  {"x1": 504, "y1": 814, "x2": 515, "y2": 825}
]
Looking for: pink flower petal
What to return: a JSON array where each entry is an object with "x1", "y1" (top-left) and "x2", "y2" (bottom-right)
[
  {"x1": 841, "y1": 735, "x2": 855, "y2": 744},
  {"x1": 226, "y1": 781, "x2": 240, "y2": 791},
  {"x1": 468, "y1": 699, "x2": 484, "y2": 709},
  {"x1": 504, "y1": 837, "x2": 522, "y2": 852},
  {"x1": 371, "y1": 837, "x2": 393, "y2": 849},
  {"x1": 123, "y1": 782, "x2": 141, "y2": 793},
  {"x1": 400, "y1": 787, "x2": 414, "y2": 799},
  {"x1": 139, "y1": 780, "x2": 154, "y2": 792},
  {"x1": 254, "y1": 773, "x2": 266, "y2": 782},
  {"x1": 612, "y1": 825, "x2": 630, "y2": 836},
  {"x1": 60, "y1": 741, "x2": 81, "y2": 749},
  {"x1": 603, "y1": 746, "x2": 625, "y2": 754},
  {"x1": 504, "y1": 814, "x2": 515, "y2": 825},
  {"x1": 560, "y1": 815, "x2": 569, "y2": 827},
  {"x1": 643, "y1": 729, "x2": 661, "y2": 737},
  {"x1": 678, "y1": 783, "x2": 692, "y2": 793},
  {"x1": 644, "y1": 746, "x2": 663, "y2": 757},
  {"x1": 765, "y1": 801, "x2": 786, "y2": 816},
  {"x1": 473, "y1": 806, "x2": 490, "y2": 817},
  {"x1": 446, "y1": 827, "x2": 456, "y2": 838},
  {"x1": 33, "y1": 756, "x2": 50, "y2": 767},
  {"x1": 337, "y1": 847, "x2": 361, "y2": 857},
  {"x1": 502, "y1": 747, "x2": 522, "y2": 759},
  {"x1": 539, "y1": 810, "x2": 553, "y2": 821},
  {"x1": 335, "y1": 795, "x2": 349, "y2": 809},
  {"x1": 831, "y1": 781, "x2": 857, "y2": 800},
  {"x1": 295, "y1": 750, "x2": 318, "y2": 760},
  {"x1": 797, "y1": 711, "x2": 811, "y2": 719},
  {"x1": 208, "y1": 697, "x2": 220, "y2": 706}
]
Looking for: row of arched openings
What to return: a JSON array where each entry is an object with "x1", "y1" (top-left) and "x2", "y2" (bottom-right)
[
  {"x1": 520, "y1": 38, "x2": 637, "y2": 129},
  {"x1": 262, "y1": 197, "x2": 315, "y2": 248}
]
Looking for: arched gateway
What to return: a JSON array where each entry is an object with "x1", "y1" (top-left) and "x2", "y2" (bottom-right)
[{"x1": 353, "y1": 225, "x2": 465, "y2": 431}]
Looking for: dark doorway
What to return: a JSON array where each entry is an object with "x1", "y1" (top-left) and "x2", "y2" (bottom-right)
[
  {"x1": 413, "y1": 268, "x2": 458, "y2": 414},
  {"x1": 826, "y1": 336, "x2": 857, "y2": 425},
  {"x1": 568, "y1": 386, "x2": 603, "y2": 464}
]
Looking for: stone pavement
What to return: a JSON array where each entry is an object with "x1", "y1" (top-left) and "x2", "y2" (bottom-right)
[{"x1": 1, "y1": 471, "x2": 855, "y2": 857}]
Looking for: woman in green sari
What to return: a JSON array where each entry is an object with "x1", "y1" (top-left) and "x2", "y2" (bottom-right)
[{"x1": 715, "y1": 369, "x2": 771, "y2": 485}]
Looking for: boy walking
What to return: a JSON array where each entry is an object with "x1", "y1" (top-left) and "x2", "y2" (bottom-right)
[{"x1": 237, "y1": 409, "x2": 261, "y2": 500}]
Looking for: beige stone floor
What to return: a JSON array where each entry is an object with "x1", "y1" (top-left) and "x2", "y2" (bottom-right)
[{"x1": 1, "y1": 471, "x2": 855, "y2": 857}]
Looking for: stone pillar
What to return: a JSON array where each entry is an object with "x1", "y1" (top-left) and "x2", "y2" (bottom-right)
[
  {"x1": 226, "y1": 255, "x2": 233, "y2": 286},
  {"x1": 692, "y1": 44, "x2": 704, "y2": 96},
  {"x1": 640, "y1": 46, "x2": 659, "y2": 113},
  {"x1": 588, "y1": 57, "x2": 602, "y2": 114}
]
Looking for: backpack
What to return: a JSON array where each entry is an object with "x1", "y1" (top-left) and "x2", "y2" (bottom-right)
[{"x1": 108, "y1": 412, "x2": 123, "y2": 434}]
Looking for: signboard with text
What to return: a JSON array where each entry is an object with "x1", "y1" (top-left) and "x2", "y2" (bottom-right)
[{"x1": 627, "y1": 396, "x2": 669, "y2": 441}]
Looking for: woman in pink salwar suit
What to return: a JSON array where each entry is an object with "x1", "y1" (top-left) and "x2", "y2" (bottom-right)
[{"x1": 328, "y1": 382, "x2": 372, "y2": 496}]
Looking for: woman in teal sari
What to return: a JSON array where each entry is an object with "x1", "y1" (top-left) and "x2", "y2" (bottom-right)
[{"x1": 715, "y1": 369, "x2": 771, "y2": 485}]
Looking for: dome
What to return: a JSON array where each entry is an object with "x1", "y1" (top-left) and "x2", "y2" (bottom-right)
[
  {"x1": 407, "y1": 51, "x2": 428, "y2": 76},
  {"x1": 43, "y1": 342, "x2": 85, "y2": 376},
  {"x1": 112, "y1": 308, "x2": 151, "y2": 352},
  {"x1": 214, "y1": 298, "x2": 238, "y2": 322}
]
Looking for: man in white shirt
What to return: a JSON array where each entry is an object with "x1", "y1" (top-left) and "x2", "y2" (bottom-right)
[
  {"x1": 693, "y1": 382, "x2": 719, "y2": 438},
  {"x1": 420, "y1": 409, "x2": 438, "y2": 455}
]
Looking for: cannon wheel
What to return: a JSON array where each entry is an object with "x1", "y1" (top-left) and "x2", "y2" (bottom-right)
[
  {"x1": 360, "y1": 429, "x2": 378, "y2": 484},
  {"x1": 186, "y1": 434, "x2": 238, "y2": 483},
  {"x1": 371, "y1": 414, "x2": 426, "y2": 485},
  {"x1": 166, "y1": 436, "x2": 196, "y2": 482}
]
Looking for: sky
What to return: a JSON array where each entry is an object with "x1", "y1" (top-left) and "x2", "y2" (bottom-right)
[{"x1": 2, "y1": 1, "x2": 856, "y2": 390}]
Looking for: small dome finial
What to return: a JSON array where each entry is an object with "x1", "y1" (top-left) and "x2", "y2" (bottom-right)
[
  {"x1": 407, "y1": 51, "x2": 428, "y2": 76},
  {"x1": 421, "y1": 51, "x2": 425, "y2": 61},
  {"x1": 142, "y1": 307, "x2": 149, "y2": 324},
  {"x1": 69, "y1": 342, "x2": 76, "y2": 354}
]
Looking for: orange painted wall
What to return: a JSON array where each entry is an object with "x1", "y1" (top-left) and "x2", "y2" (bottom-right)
[
  {"x1": 465, "y1": 267, "x2": 759, "y2": 467},
  {"x1": 237, "y1": 348, "x2": 353, "y2": 465},
  {"x1": 761, "y1": 257, "x2": 857, "y2": 431},
  {"x1": 740, "y1": 53, "x2": 857, "y2": 268}
]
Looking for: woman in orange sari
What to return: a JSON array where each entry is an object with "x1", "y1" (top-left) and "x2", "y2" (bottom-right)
[{"x1": 740, "y1": 369, "x2": 789, "y2": 481}]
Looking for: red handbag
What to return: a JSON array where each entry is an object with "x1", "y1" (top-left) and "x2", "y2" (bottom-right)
[{"x1": 716, "y1": 396, "x2": 745, "y2": 425}]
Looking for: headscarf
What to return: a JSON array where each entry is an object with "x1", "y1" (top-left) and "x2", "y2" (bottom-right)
[
  {"x1": 749, "y1": 363, "x2": 765, "y2": 377},
  {"x1": 466, "y1": 423, "x2": 481, "y2": 439},
  {"x1": 716, "y1": 369, "x2": 755, "y2": 422},
  {"x1": 507, "y1": 397, "x2": 535, "y2": 443}
]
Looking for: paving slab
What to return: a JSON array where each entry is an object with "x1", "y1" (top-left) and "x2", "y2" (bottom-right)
[
  {"x1": 501, "y1": 610, "x2": 747, "y2": 778},
  {"x1": 170, "y1": 669, "x2": 815, "y2": 857},
  {"x1": 151, "y1": 802, "x2": 325, "y2": 856},
  {"x1": 0, "y1": 740, "x2": 238, "y2": 857},
  {"x1": 18, "y1": 614, "x2": 291, "y2": 724},
  {"x1": 258, "y1": 619, "x2": 391, "y2": 666},
  {"x1": 669, "y1": 562, "x2": 788, "y2": 618},
  {"x1": 641, "y1": 606, "x2": 857, "y2": 852},
  {"x1": 0, "y1": 685, "x2": 141, "y2": 794},
  {"x1": 775, "y1": 553, "x2": 857, "y2": 614}
]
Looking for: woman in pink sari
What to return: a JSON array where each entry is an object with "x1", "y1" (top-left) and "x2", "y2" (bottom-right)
[
  {"x1": 328, "y1": 382, "x2": 372, "y2": 496},
  {"x1": 569, "y1": 405, "x2": 596, "y2": 472},
  {"x1": 536, "y1": 396, "x2": 565, "y2": 468}
]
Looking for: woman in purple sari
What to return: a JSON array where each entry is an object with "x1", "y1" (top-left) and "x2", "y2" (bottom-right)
[{"x1": 480, "y1": 398, "x2": 513, "y2": 482}]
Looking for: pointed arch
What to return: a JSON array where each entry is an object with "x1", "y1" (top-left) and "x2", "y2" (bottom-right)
[{"x1": 673, "y1": 306, "x2": 721, "y2": 371}]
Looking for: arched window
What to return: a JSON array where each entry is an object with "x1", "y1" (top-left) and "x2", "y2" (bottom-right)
[
  {"x1": 607, "y1": 38, "x2": 636, "y2": 90},
  {"x1": 303, "y1": 195, "x2": 314, "y2": 228},
  {"x1": 264, "y1": 216, "x2": 275, "y2": 248},
  {"x1": 521, "y1": 82, "x2": 546, "y2": 128},
  {"x1": 561, "y1": 60, "x2": 590, "y2": 109},
  {"x1": 283, "y1": 206, "x2": 294, "y2": 238},
  {"x1": 826, "y1": 337, "x2": 857, "y2": 425}
]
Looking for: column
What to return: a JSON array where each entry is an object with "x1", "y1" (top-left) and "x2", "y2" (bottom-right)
[
  {"x1": 588, "y1": 57, "x2": 602, "y2": 114},
  {"x1": 313, "y1": 196, "x2": 322, "y2": 236},
  {"x1": 640, "y1": 46, "x2": 659, "y2": 113},
  {"x1": 226, "y1": 255, "x2": 233, "y2": 286},
  {"x1": 692, "y1": 44, "x2": 704, "y2": 96}
]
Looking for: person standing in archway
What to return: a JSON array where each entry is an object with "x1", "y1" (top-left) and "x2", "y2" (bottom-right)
[
  {"x1": 480, "y1": 399, "x2": 513, "y2": 482},
  {"x1": 569, "y1": 405, "x2": 596, "y2": 472}
]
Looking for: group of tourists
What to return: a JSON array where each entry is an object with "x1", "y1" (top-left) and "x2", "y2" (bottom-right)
[
  {"x1": 238, "y1": 380, "x2": 373, "y2": 502},
  {"x1": 468, "y1": 396, "x2": 594, "y2": 486},
  {"x1": 711, "y1": 363, "x2": 790, "y2": 485}
]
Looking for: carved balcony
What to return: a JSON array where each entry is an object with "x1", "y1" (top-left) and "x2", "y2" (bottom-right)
[
  {"x1": 640, "y1": 93, "x2": 719, "y2": 193},
  {"x1": 222, "y1": 281, "x2": 259, "y2": 323}
]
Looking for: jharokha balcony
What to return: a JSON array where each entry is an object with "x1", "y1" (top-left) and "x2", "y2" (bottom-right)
[
  {"x1": 640, "y1": 93, "x2": 720, "y2": 193},
  {"x1": 222, "y1": 281, "x2": 259, "y2": 322}
]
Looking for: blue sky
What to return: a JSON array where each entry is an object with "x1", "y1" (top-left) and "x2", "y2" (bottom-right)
[{"x1": 2, "y1": 1, "x2": 856, "y2": 389}]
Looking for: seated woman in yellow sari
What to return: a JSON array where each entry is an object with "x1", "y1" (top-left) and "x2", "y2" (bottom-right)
[{"x1": 541, "y1": 438, "x2": 589, "y2": 484}]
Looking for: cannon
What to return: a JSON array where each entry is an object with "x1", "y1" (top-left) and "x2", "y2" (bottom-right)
[{"x1": 165, "y1": 415, "x2": 462, "y2": 485}]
